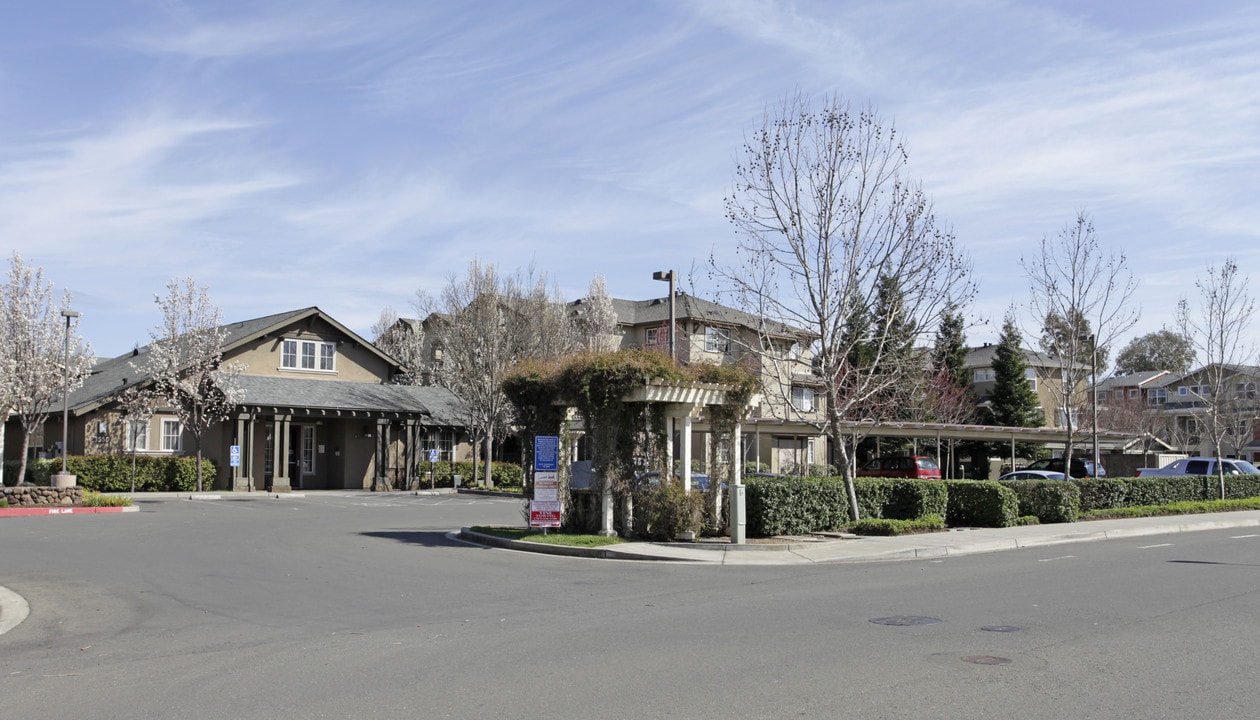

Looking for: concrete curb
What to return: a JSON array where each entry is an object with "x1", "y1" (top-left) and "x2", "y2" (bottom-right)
[
  {"x1": 0, "y1": 584, "x2": 30, "y2": 636},
  {"x1": 457, "y1": 528, "x2": 700, "y2": 562},
  {"x1": 0, "y1": 505, "x2": 139, "y2": 518}
]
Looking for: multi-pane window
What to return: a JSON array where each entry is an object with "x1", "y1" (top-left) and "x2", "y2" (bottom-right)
[
  {"x1": 124, "y1": 419, "x2": 148, "y2": 451},
  {"x1": 301, "y1": 426, "x2": 316, "y2": 474},
  {"x1": 792, "y1": 386, "x2": 815, "y2": 412},
  {"x1": 645, "y1": 327, "x2": 660, "y2": 347},
  {"x1": 161, "y1": 419, "x2": 182, "y2": 452},
  {"x1": 1129, "y1": 388, "x2": 1139, "y2": 399},
  {"x1": 704, "y1": 326, "x2": 730, "y2": 353},
  {"x1": 973, "y1": 369, "x2": 995, "y2": 383},
  {"x1": 1024, "y1": 368, "x2": 1038, "y2": 391},
  {"x1": 281, "y1": 339, "x2": 336, "y2": 372}
]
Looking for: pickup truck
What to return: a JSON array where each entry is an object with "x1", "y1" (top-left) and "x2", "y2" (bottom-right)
[{"x1": 1135, "y1": 457, "x2": 1260, "y2": 476}]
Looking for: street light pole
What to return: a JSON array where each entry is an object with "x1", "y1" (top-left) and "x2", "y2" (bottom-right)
[
  {"x1": 59, "y1": 309, "x2": 80, "y2": 479},
  {"x1": 652, "y1": 270, "x2": 676, "y2": 364},
  {"x1": 1090, "y1": 333, "x2": 1099, "y2": 474}
]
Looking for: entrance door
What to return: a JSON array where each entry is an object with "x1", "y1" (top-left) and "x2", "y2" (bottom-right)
[{"x1": 288, "y1": 425, "x2": 316, "y2": 489}]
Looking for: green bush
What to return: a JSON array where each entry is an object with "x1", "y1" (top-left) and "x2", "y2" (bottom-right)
[
  {"x1": 853, "y1": 478, "x2": 948, "y2": 520},
  {"x1": 746, "y1": 475, "x2": 851, "y2": 536},
  {"x1": 426, "y1": 461, "x2": 523, "y2": 488},
  {"x1": 1000, "y1": 480, "x2": 1081, "y2": 524},
  {"x1": 945, "y1": 480, "x2": 1019, "y2": 527},
  {"x1": 849, "y1": 514, "x2": 945, "y2": 536},
  {"x1": 26, "y1": 456, "x2": 214, "y2": 492},
  {"x1": 632, "y1": 481, "x2": 702, "y2": 540},
  {"x1": 81, "y1": 491, "x2": 133, "y2": 507},
  {"x1": 1076, "y1": 475, "x2": 1260, "y2": 512}
]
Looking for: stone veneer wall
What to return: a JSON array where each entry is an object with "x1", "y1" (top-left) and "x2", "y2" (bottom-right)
[{"x1": 2, "y1": 486, "x2": 84, "y2": 507}]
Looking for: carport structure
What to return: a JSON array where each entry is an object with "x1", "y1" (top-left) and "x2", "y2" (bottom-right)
[{"x1": 834, "y1": 420, "x2": 1139, "y2": 477}]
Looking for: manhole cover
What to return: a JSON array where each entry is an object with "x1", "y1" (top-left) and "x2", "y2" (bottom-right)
[
  {"x1": 981, "y1": 625, "x2": 1023, "y2": 633},
  {"x1": 962, "y1": 655, "x2": 1011, "y2": 665},
  {"x1": 869, "y1": 616, "x2": 942, "y2": 626}
]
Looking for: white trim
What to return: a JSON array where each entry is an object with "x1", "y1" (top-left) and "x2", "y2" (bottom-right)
[{"x1": 280, "y1": 338, "x2": 337, "y2": 373}]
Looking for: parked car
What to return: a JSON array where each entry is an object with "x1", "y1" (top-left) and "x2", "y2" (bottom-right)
[
  {"x1": 1025, "y1": 457, "x2": 1106, "y2": 478},
  {"x1": 998, "y1": 470, "x2": 1068, "y2": 481},
  {"x1": 635, "y1": 471, "x2": 714, "y2": 491},
  {"x1": 1135, "y1": 457, "x2": 1260, "y2": 477},
  {"x1": 860, "y1": 456, "x2": 942, "y2": 479}
]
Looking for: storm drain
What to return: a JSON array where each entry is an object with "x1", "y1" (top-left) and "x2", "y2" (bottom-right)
[
  {"x1": 962, "y1": 655, "x2": 1012, "y2": 665},
  {"x1": 980, "y1": 625, "x2": 1023, "y2": 633},
  {"x1": 869, "y1": 616, "x2": 942, "y2": 626}
]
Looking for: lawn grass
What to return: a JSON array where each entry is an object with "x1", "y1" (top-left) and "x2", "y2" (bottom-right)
[{"x1": 470, "y1": 526, "x2": 625, "y2": 547}]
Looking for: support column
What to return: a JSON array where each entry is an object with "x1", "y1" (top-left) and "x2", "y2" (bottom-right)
[
  {"x1": 681, "y1": 413, "x2": 694, "y2": 493},
  {"x1": 271, "y1": 415, "x2": 292, "y2": 492},
  {"x1": 373, "y1": 419, "x2": 392, "y2": 491},
  {"x1": 233, "y1": 414, "x2": 252, "y2": 491}
]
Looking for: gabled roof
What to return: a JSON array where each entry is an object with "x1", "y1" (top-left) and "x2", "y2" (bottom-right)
[
  {"x1": 235, "y1": 376, "x2": 465, "y2": 426},
  {"x1": 963, "y1": 344, "x2": 1061, "y2": 370},
  {"x1": 1159, "y1": 363, "x2": 1260, "y2": 388},
  {"x1": 1096, "y1": 370, "x2": 1170, "y2": 391},
  {"x1": 69, "y1": 307, "x2": 401, "y2": 416},
  {"x1": 601, "y1": 293, "x2": 812, "y2": 340}
]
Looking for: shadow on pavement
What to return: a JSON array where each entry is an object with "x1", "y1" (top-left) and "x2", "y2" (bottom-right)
[{"x1": 359, "y1": 530, "x2": 467, "y2": 548}]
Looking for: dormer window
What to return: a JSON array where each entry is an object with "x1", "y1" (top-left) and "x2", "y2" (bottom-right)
[{"x1": 282, "y1": 338, "x2": 336, "y2": 372}]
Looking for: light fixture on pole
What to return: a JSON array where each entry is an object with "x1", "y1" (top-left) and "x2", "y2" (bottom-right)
[
  {"x1": 652, "y1": 270, "x2": 676, "y2": 364},
  {"x1": 57, "y1": 309, "x2": 80, "y2": 484}
]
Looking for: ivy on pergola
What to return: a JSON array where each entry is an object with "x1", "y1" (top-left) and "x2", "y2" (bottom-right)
[{"x1": 503, "y1": 349, "x2": 758, "y2": 494}]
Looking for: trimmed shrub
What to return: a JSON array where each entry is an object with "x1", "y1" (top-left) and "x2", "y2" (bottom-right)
[
  {"x1": 746, "y1": 475, "x2": 850, "y2": 536},
  {"x1": 26, "y1": 456, "x2": 214, "y2": 492},
  {"x1": 1000, "y1": 480, "x2": 1080, "y2": 524},
  {"x1": 945, "y1": 480, "x2": 1019, "y2": 527},
  {"x1": 632, "y1": 481, "x2": 703, "y2": 540},
  {"x1": 850, "y1": 514, "x2": 945, "y2": 536},
  {"x1": 427, "y1": 461, "x2": 523, "y2": 488}
]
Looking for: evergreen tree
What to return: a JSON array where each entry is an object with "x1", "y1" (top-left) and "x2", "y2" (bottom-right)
[
  {"x1": 931, "y1": 304, "x2": 969, "y2": 388},
  {"x1": 990, "y1": 312, "x2": 1041, "y2": 428}
]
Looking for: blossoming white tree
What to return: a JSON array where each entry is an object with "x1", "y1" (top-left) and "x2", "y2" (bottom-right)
[{"x1": 146, "y1": 278, "x2": 244, "y2": 492}]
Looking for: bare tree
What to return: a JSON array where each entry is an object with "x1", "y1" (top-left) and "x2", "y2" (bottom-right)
[
  {"x1": 1176, "y1": 258, "x2": 1257, "y2": 498},
  {"x1": 1022, "y1": 211, "x2": 1138, "y2": 476},
  {"x1": 371, "y1": 306, "x2": 427, "y2": 385},
  {"x1": 418, "y1": 261, "x2": 573, "y2": 488},
  {"x1": 572, "y1": 274, "x2": 619, "y2": 352},
  {"x1": 147, "y1": 278, "x2": 244, "y2": 492},
  {"x1": 714, "y1": 94, "x2": 975, "y2": 521},
  {"x1": 0, "y1": 253, "x2": 94, "y2": 485}
]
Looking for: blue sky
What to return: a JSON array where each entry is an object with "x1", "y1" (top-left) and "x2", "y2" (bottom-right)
[{"x1": 3, "y1": 0, "x2": 1258, "y2": 359}]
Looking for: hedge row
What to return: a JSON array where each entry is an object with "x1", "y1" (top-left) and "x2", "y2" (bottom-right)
[
  {"x1": 743, "y1": 474, "x2": 1260, "y2": 535},
  {"x1": 423, "y1": 461, "x2": 524, "y2": 488},
  {"x1": 16, "y1": 456, "x2": 216, "y2": 492}
]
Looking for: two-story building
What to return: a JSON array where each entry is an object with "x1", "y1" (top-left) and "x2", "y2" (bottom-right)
[
  {"x1": 1146, "y1": 364, "x2": 1260, "y2": 462},
  {"x1": 10, "y1": 307, "x2": 471, "y2": 491},
  {"x1": 605, "y1": 292, "x2": 827, "y2": 474},
  {"x1": 963, "y1": 343, "x2": 1078, "y2": 427}
]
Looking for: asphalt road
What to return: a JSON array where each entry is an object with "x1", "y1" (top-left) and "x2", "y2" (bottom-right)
[{"x1": 3, "y1": 493, "x2": 1260, "y2": 719}]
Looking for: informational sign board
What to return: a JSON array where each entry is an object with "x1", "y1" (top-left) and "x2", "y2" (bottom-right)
[
  {"x1": 534, "y1": 471, "x2": 558, "y2": 502},
  {"x1": 229, "y1": 445, "x2": 241, "y2": 468},
  {"x1": 529, "y1": 500, "x2": 561, "y2": 528},
  {"x1": 429, "y1": 449, "x2": 439, "y2": 463},
  {"x1": 534, "y1": 435, "x2": 559, "y2": 472}
]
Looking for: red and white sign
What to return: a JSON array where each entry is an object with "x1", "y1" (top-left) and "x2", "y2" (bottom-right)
[{"x1": 529, "y1": 500, "x2": 561, "y2": 528}]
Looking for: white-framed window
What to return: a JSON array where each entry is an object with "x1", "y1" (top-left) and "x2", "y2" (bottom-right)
[
  {"x1": 300, "y1": 426, "x2": 316, "y2": 475},
  {"x1": 1236, "y1": 382, "x2": 1257, "y2": 399},
  {"x1": 1149, "y1": 388, "x2": 1167, "y2": 406},
  {"x1": 1097, "y1": 390, "x2": 1108, "y2": 403},
  {"x1": 807, "y1": 438, "x2": 816, "y2": 465},
  {"x1": 1129, "y1": 388, "x2": 1139, "y2": 399},
  {"x1": 1178, "y1": 386, "x2": 1189, "y2": 396},
  {"x1": 161, "y1": 419, "x2": 182, "y2": 452},
  {"x1": 645, "y1": 327, "x2": 660, "y2": 347},
  {"x1": 792, "y1": 386, "x2": 815, "y2": 412},
  {"x1": 281, "y1": 339, "x2": 336, "y2": 372},
  {"x1": 704, "y1": 326, "x2": 730, "y2": 353},
  {"x1": 124, "y1": 419, "x2": 149, "y2": 451},
  {"x1": 973, "y1": 369, "x2": 995, "y2": 383},
  {"x1": 1024, "y1": 368, "x2": 1038, "y2": 391}
]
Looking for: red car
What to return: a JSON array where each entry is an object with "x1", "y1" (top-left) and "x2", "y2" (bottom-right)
[{"x1": 861, "y1": 455, "x2": 942, "y2": 479}]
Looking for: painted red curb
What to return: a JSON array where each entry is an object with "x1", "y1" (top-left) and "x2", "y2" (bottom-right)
[{"x1": 0, "y1": 506, "x2": 135, "y2": 517}]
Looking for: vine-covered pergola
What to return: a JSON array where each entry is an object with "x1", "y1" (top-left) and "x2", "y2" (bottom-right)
[{"x1": 503, "y1": 350, "x2": 758, "y2": 540}]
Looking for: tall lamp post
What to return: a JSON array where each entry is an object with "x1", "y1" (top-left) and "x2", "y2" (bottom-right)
[
  {"x1": 652, "y1": 270, "x2": 676, "y2": 364},
  {"x1": 56, "y1": 309, "x2": 80, "y2": 486},
  {"x1": 1088, "y1": 333, "x2": 1099, "y2": 474}
]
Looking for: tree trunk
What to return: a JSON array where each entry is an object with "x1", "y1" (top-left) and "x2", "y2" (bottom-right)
[
  {"x1": 483, "y1": 435, "x2": 494, "y2": 489},
  {"x1": 830, "y1": 426, "x2": 861, "y2": 522},
  {"x1": 17, "y1": 431, "x2": 31, "y2": 486}
]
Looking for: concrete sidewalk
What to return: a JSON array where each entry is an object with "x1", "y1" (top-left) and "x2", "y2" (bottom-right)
[{"x1": 459, "y1": 509, "x2": 1260, "y2": 565}]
